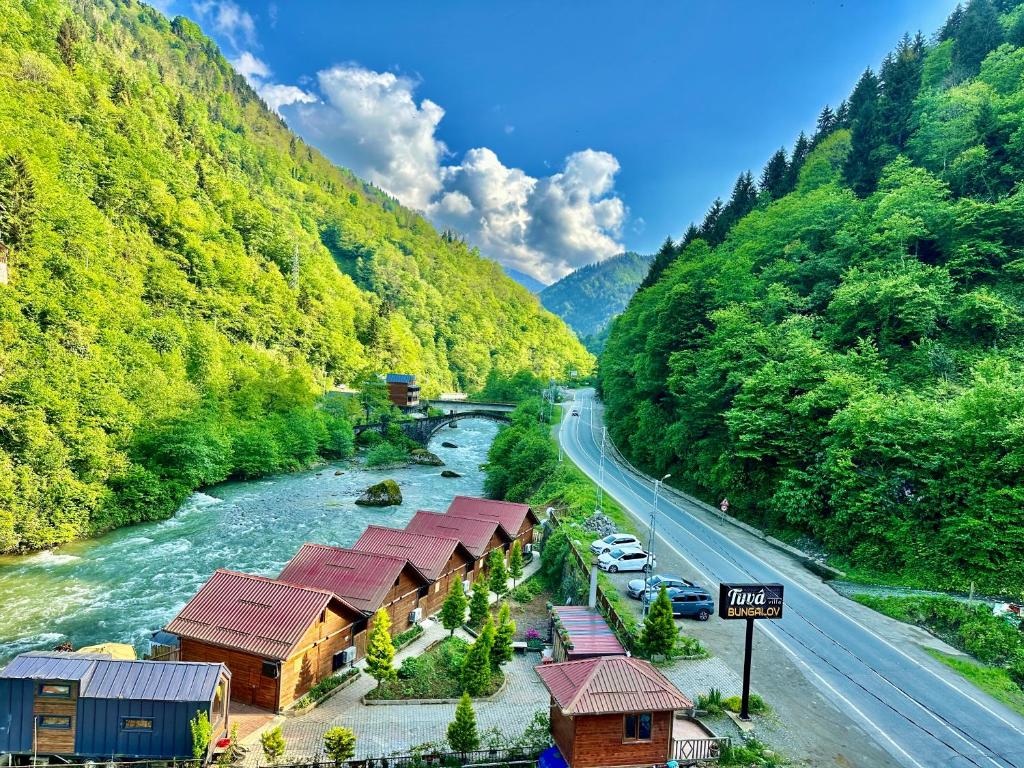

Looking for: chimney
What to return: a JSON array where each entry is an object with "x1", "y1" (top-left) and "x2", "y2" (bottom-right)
[{"x1": 588, "y1": 564, "x2": 598, "y2": 609}]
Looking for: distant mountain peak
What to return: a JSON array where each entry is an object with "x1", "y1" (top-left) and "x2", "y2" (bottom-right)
[{"x1": 503, "y1": 266, "x2": 549, "y2": 294}]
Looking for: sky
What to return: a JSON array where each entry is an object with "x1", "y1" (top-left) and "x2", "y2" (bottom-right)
[{"x1": 161, "y1": 0, "x2": 962, "y2": 284}]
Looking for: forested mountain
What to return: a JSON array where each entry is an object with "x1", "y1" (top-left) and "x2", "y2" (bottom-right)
[
  {"x1": 503, "y1": 266, "x2": 548, "y2": 294},
  {"x1": 601, "y1": 0, "x2": 1024, "y2": 595},
  {"x1": 0, "y1": 0, "x2": 591, "y2": 552},
  {"x1": 540, "y1": 252, "x2": 652, "y2": 351}
]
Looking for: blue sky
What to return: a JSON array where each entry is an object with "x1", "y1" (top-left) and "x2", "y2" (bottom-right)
[{"x1": 169, "y1": 0, "x2": 961, "y2": 283}]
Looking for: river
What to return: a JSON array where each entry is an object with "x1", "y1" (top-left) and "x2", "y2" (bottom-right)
[{"x1": 0, "y1": 419, "x2": 499, "y2": 664}]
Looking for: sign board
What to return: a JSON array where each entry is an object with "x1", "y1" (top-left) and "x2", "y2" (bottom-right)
[{"x1": 718, "y1": 583, "x2": 784, "y2": 620}]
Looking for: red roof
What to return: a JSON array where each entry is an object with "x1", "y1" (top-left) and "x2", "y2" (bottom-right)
[
  {"x1": 165, "y1": 569, "x2": 358, "y2": 660},
  {"x1": 552, "y1": 606, "x2": 626, "y2": 658},
  {"x1": 404, "y1": 510, "x2": 508, "y2": 558},
  {"x1": 279, "y1": 543, "x2": 427, "y2": 614},
  {"x1": 446, "y1": 496, "x2": 539, "y2": 539},
  {"x1": 354, "y1": 526, "x2": 471, "y2": 582},
  {"x1": 536, "y1": 655, "x2": 693, "y2": 716}
]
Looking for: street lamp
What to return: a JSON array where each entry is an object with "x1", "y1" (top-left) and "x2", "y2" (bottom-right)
[{"x1": 643, "y1": 473, "x2": 671, "y2": 617}]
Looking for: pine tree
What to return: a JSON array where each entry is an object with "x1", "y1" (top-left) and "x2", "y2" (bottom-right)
[
  {"x1": 843, "y1": 69, "x2": 884, "y2": 197},
  {"x1": 940, "y1": 3, "x2": 965, "y2": 41},
  {"x1": 491, "y1": 601, "x2": 516, "y2": 670},
  {"x1": 952, "y1": 0, "x2": 1004, "y2": 80},
  {"x1": 784, "y1": 132, "x2": 811, "y2": 192},
  {"x1": 365, "y1": 608, "x2": 397, "y2": 687},
  {"x1": 323, "y1": 726, "x2": 357, "y2": 763},
  {"x1": 447, "y1": 692, "x2": 480, "y2": 753},
  {"x1": 56, "y1": 18, "x2": 79, "y2": 69},
  {"x1": 641, "y1": 586, "x2": 677, "y2": 659},
  {"x1": 461, "y1": 617, "x2": 496, "y2": 695},
  {"x1": 488, "y1": 549, "x2": 509, "y2": 596},
  {"x1": 441, "y1": 577, "x2": 468, "y2": 636},
  {"x1": 759, "y1": 148, "x2": 789, "y2": 201},
  {"x1": 0, "y1": 153, "x2": 37, "y2": 248},
  {"x1": 469, "y1": 574, "x2": 490, "y2": 628},
  {"x1": 639, "y1": 236, "x2": 677, "y2": 290},
  {"x1": 698, "y1": 198, "x2": 725, "y2": 245},
  {"x1": 722, "y1": 172, "x2": 757, "y2": 230},
  {"x1": 878, "y1": 34, "x2": 924, "y2": 150},
  {"x1": 835, "y1": 100, "x2": 850, "y2": 128},
  {"x1": 813, "y1": 105, "x2": 836, "y2": 143},
  {"x1": 508, "y1": 540, "x2": 525, "y2": 587},
  {"x1": 680, "y1": 224, "x2": 699, "y2": 247},
  {"x1": 260, "y1": 726, "x2": 286, "y2": 765}
]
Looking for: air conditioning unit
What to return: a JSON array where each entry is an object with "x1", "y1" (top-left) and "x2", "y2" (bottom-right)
[
  {"x1": 523, "y1": 543, "x2": 533, "y2": 555},
  {"x1": 333, "y1": 646, "x2": 357, "y2": 671},
  {"x1": 409, "y1": 607, "x2": 423, "y2": 624}
]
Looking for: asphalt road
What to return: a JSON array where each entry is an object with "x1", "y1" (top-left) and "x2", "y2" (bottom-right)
[{"x1": 560, "y1": 388, "x2": 1024, "y2": 768}]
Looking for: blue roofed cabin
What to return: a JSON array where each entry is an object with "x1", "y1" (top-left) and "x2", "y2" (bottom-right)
[
  {"x1": 386, "y1": 373, "x2": 420, "y2": 408},
  {"x1": 0, "y1": 652, "x2": 230, "y2": 761}
]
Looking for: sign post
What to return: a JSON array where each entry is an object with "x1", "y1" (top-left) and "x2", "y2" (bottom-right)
[{"x1": 718, "y1": 582, "x2": 784, "y2": 720}]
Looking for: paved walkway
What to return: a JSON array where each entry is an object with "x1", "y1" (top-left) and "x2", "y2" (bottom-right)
[{"x1": 243, "y1": 558, "x2": 545, "y2": 762}]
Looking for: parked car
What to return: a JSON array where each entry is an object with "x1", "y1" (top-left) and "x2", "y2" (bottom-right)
[
  {"x1": 626, "y1": 573, "x2": 698, "y2": 600},
  {"x1": 590, "y1": 533, "x2": 642, "y2": 555},
  {"x1": 598, "y1": 548, "x2": 655, "y2": 573},
  {"x1": 571, "y1": 409, "x2": 580, "y2": 416},
  {"x1": 669, "y1": 589, "x2": 715, "y2": 621}
]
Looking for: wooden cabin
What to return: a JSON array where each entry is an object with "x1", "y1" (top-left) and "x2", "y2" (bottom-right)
[
  {"x1": 404, "y1": 510, "x2": 511, "y2": 578},
  {"x1": 535, "y1": 656, "x2": 693, "y2": 768},
  {"x1": 353, "y1": 526, "x2": 475, "y2": 616},
  {"x1": 166, "y1": 569, "x2": 363, "y2": 712},
  {"x1": 279, "y1": 544, "x2": 430, "y2": 636},
  {"x1": 550, "y1": 606, "x2": 626, "y2": 663},
  {"x1": 446, "y1": 495, "x2": 540, "y2": 552},
  {"x1": 0, "y1": 652, "x2": 229, "y2": 761},
  {"x1": 385, "y1": 373, "x2": 420, "y2": 408}
]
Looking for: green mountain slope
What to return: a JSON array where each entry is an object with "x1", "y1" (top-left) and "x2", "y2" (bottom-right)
[
  {"x1": 600, "y1": 0, "x2": 1024, "y2": 595},
  {"x1": 0, "y1": 0, "x2": 591, "y2": 552},
  {"x1": 540, "y1": 252, "x2": 652, "y2": 350}
]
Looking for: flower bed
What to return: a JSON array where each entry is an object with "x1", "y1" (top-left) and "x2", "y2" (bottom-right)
[
  {"x1": 364, "y1": 637, "x2": 503, "y2": 701},
  {"x1": 392, "y1": 623, "x2": 424, "y2": 651},
  {"x1": 291, "y1": 667, "x2": 361, "y2": 711}
]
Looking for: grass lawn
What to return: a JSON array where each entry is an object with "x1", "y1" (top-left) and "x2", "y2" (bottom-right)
[
  {"x1": 364, "y1": 637, "x2": 503, "y2": 700},
  {"x1": 925, "y1": 649, "x2": 1024, "y2": 718}
]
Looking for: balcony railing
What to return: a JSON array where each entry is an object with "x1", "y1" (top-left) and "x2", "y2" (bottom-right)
[{"x1": 671, "y1": 736, "x2": 731, "y2": 763}]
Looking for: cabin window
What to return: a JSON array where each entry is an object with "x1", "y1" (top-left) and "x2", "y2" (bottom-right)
[
  {"x1": 121, "y1": 717, "x2": 154, "y2": 732},
  {"x1": 434, "y1": 582, "x2": 441, "y2": 593},
  {"x1": 39, "y1": 683, "x2": 71, "y2": 698},
  {"x1": 623, "y1": 712, "x2": 653, "y2": 742},
  {"x1": 417, "y1": 584, "x2": 429, "y2": 598},
  {"x1": 261, "y1": 660, "x2": 280, "y2": 678},
  {"x1": 38, "y1": 715, "x2": 71, "y2": 730}
]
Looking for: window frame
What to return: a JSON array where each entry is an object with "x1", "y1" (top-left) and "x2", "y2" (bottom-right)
[
  {"x1": 623, "y1": 711, "x2": 654, "y2": 743},
  {"x1": 38, "y1": 683, "x2": 72, "y2": 698},
  {"x1": 37, "y1": 714, "x2": 72, "y2": 730},
  {"x1": 121, "y1": 717, "x2": 154, "y2": 732}
]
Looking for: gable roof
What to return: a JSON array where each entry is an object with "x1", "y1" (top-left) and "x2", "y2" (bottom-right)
[
  {"x1": 165, "y1": 569, "x2": 356, "y2": 661},
  {"x1": 354, "y1": 526, "x2": 472, "y2": 582},
  {"x1": 385, "y1": 373, "x2": 416, "y2": 384},
  {"x1": 446, "y1": 496, "x2": 539, "y2": 539},
  {"x1": 278, "y1": 543, "x2": 428, "y2": 614},
  {"x1": 405, "y1": 510, "x2": 508, "y2": 558},
  {"x1": 535, "y1": 655, "x2": 692, "y2": 716},
  {"x1": 1, "y1": 653, "x2": 227, "y2": 702},
  {"x1": 551, "y1": 606, "x2": 626, "y2": 658}
]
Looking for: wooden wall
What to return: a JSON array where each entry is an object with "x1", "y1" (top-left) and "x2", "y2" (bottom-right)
[
  {"x1": 567, "y1": 711, "x2": 672, "y2": 768},
  {"x1": 180, "y1": 639, "x2": 280, "y2": 712},
  {"x1": 550, "y1": 705, "x2": 575, "y2": 765},
  {"x1": 381, "y1": 568, "x2": 424, "y2": 633},
  {"x1": 279, "y1": 604, "x2": 359, "y2": 709},
  {"x1": 33, "y1": 682, "x2": 77, "y2": 754},
  {"x1": 422, "y1": 553, "x2": 474, "y2": 616}
]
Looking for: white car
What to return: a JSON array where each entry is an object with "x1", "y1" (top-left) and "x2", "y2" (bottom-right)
[
  {"x1": 598, "y1": 548, "x2": 655, "y2": 573},
  {"x1": 590, "y1": 533, "x2": 641, "y2": 555}
]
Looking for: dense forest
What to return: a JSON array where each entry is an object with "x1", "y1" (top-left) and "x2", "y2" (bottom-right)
[
  {"x1": 600, "y1": 0, "x2": 1024, "y2": 596},
  {"x1": 540, "y1": 252, "x2": 652, "y2": 352},
  {"x1": 0, "y1": 0, "x2": 591, "y2": 552}
]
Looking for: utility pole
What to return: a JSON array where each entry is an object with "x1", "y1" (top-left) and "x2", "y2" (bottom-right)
[
  {"x1": 643, "y1": 473, "x2": 671, "y2": 617},
  {"x1": 596, "y1": 427, "x2": 606, "y2": 514}
]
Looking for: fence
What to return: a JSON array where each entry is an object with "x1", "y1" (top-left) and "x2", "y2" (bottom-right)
[
  {"x1": 561, "y1": 532, "x2": 639, "y2": 652},
  {"x1": 258, "y1": 746, "x2": 544, "y2": 768},
  {"x1": 671, "y1": 736, "x2": 731, "y2": 763}
]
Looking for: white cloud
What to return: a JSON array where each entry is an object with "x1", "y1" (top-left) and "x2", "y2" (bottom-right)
[
  {"x1": 231, "y1": 51, "x2": 270, "y2": 83},
  {"x1": 291, "y1": 65, "x2": 447, "y2": 210},
  {"x1": 193, "y1": 0, "x2": 256, "y2": 49},
  {"x1": 287, "y1": 66, "x2": 625, "y2": 281},
  {"x1": 259, "y1": 83, "x2": 318, "y2": 113}
]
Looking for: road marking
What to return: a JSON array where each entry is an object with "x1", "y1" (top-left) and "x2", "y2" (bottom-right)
[
  {"x1": 571, "y1": 393, "x2": 1024, "y2": 741},
  {"x1": 560, "y1": 393, "x2": 1020, "y2": 767}
]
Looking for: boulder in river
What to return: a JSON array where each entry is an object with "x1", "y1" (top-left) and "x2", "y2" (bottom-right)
[
  {"x1": 441, "y1": 470, "x2": 462, "y2": 478},
  {"x1": 334, "y1": 470, "x2": 344, "y2": 476},
  {"x1": 355, "y1": 479, "x2": 402, "y2": 507},
  {"x1": 441, "y1": 441, "x2": 459, "y2": 449},
  {"x1": 410, "y1": 449, "x2": 445, "y2": 466}
]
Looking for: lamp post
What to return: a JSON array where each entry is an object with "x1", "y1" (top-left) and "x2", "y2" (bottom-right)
[{"x1": 643, "y1": 473, "x2": 671, "y2": 617}]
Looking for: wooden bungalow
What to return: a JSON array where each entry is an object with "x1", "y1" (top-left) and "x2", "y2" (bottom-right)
[
  {"x1": 446, "y1": 495, "x2": 540, "y2": 553},
  {"x1": 166, "y1": 569, "x2": 362, "y2": 712},
  {"x1": 353, "y1": 526, "x2": 475, "y2": 616},
  {"x1": 385, "y1": 373, "x2": 420, "y2": 408},
  {"x1": 535, "y1": 655, "x2": 693, "y2": 768},
  {"x1": 550, "y1": 606, "x2": 626, "y2": 663},
  {"x1": 404, "y1": 510, "x2": 511, "y2": 577},
  {"x1": 279, "y1": 544, "x2": 430, "y2": 636},
  {"x1": 0, "y1": 652, "x2": 229, "y2": 761}
]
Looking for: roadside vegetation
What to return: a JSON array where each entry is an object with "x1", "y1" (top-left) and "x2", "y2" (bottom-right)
[
  {"x1": 854, "y1": 594, "x2": 1024, "y2": 711},
  {"x1": 600, "y1": 0, "x2": 1024, "y2": 596}
]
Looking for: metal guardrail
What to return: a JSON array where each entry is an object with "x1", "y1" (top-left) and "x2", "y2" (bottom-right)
[{"x1": 671, "y1": 736, "x2": 731, "y2": 763}]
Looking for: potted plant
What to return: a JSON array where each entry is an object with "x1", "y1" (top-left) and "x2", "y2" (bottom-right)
[{"x1": 526, "y1": 628, "x2": 544, "y2": 651}]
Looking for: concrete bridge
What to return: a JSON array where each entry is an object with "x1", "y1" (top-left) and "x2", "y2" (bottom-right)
[{"x1": 355, "y1": 403, "x2": 512, "y2": 446}]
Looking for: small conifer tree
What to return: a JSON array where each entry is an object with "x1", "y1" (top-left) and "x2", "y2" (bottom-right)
[
  {"x1": 508, "y1": 540, "x2": 525, "y2": 587},
  {"x1": 447, "y1": 692, "x2": 480, "y2": 753},
  {"x1": 441, "y1": 577, "x2": 468, "y2": 636},
  {"x1": 366, "y1": 608, "x2": 397, "y2": 686},
  {"x1": 469, "y1": 574, "x2": 490, "y2": 628},
  {"x1": 641, "y1": 585, "x2": 677, "y2": 659}
]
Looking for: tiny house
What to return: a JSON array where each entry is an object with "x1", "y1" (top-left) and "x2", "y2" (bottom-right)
[
  {"x1": 446, "y1": 495, "x2": 540, "y2": 551},
  {"x1": 385, "y1": 373, "x2": 420, "y2": 408},
  {"x1": 405, "y1": 510, "x2": 511, "y2": 577},
  {"x1": 0, "y1": 652, "x2": 229, "y2": 761}
]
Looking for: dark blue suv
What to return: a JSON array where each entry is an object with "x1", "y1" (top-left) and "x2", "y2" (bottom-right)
[{"x1": 669, "y1": 588, "x2": 715, "y2": 621}]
